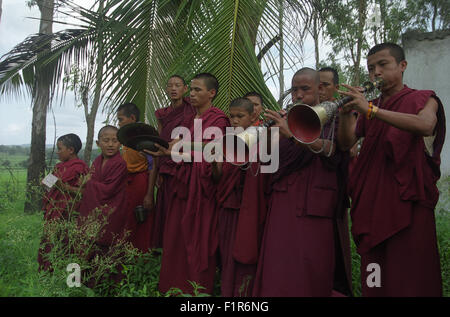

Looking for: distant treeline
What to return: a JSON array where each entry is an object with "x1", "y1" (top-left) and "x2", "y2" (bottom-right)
[
  {"x1": 0, "y1": 145, "x2": 99, "y2": 169},
  {"x1": 0, "y1": 145, "x2": 30, "y2": 156}
]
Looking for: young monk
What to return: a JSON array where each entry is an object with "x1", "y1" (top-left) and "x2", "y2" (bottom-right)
[
  {"x1": 78, "y1": 125, "x2": 128, "y2": 249},
  {"x1": 145, "y1": 73, "x2": 230, "y2": 295},
  {"x1": 337, "y1": 43, "x2": 445, "y2": 296},
  {"x1": 38, "y1": 133, "x2": 89, "y2": 271},
  {"x1": 212, "y1": 97, "x2": 268, "y2": 297},
  {"x1": 117, "y1": 103, "x2": 155, "y2": 253},
  {"x1": 151, "y1": 75, "x2": 195, "y2": 249},
  {"x1": 243, "y1": 92, "x2": 264, "y2": 126}
]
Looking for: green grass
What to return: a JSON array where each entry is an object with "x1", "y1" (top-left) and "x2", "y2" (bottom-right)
[
  {"x1": 0, "y1": 189, "x2": 43, "y2": 296},
  {"x1": 0, "y1": 170, "x2": 449, "y2": 297},
  {"x1": 0, "y1": 153, "x2": 28, "y2": 164}
]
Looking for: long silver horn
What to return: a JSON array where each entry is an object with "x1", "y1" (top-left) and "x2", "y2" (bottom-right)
[{"x1": 286, "y1": 78, "x2": 384, "y2": 144}]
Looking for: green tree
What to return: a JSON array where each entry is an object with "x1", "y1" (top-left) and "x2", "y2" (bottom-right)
[
  {"x1": 63, "y1": 0, "x2": 106, "y2": 164},
  {"x1": 324, "y1": 0, "x2": 369, "y2": 86},
  {"x1": 1, "y1": 0, "x2": 320, "y2": 126},
  {"x1": 406, "y1": 0, "x2": 450, "y2": 32}
]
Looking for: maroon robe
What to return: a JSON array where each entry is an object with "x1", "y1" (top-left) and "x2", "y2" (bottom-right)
[
  {"x1": 217, "y1": 162, "x2": 268, "y2": 297},
  {"x1": 158, "y1": 106, "x2": 230, "y2": 295},
  {"x1": 78, "y1": 152, "x2": 128, "y2": 247},
  {"x1": 350, "y1": 86, "x2": 445, "y2": 296},
  {"x1": 42, "y1": 158, "x2": 89, "y2": 220},
  {"x1": 38, "y1": 158, "x2": 89, "y2": 271},
  {"x1": 152, "y1": 98, "x2": 195, "y2": 249},
  {"x1": 124, "y1": 170, "x2": 153, "y2": 252},
  {"x1": 253, "y1": 118, "x2": 352, "y2": 297}
]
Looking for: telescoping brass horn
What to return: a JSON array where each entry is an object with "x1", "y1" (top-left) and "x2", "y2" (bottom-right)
[
  {"x1": 286, "y1": 78, "x2": 384, "y2": 144},
  {"x1": 221, "y1": 126, "x2": 261, "y2": 166}
]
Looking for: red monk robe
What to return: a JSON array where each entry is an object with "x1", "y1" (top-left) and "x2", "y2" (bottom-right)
[
  {"x1": 217, "y1": 162, "x2": 268, "y2": 297},
  {"x1": 78, "y1": 152, "x2": 128, "y2": 248},
  {"x1": 153, "y1": 97, "x2": 195, "y2": 249},
  {"x1": 38, "y1": 158, "x2": 89, "y2": 271},
  {"x1": 122, "y1": 146, "x2": 154, "y2": 252},
  {"x1": 253, "y1": 119, "x2": 352, "y2": 297},
  {"x1": 158, "y1": 106, "x2": 229, "y2": 295},
  {"x1": 349, "y1": 86, "x2": 445, "y2": 296}
]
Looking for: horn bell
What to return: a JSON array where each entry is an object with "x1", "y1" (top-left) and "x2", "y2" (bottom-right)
[
  {"x1": 287, "y1": 101, "x2": 338, "y2": 144},
  {"x1": 221, "y1": 127, "x2": 260, "y2": 166}
]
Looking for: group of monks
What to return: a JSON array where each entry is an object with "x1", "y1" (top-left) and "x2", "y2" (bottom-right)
[{"x1": 38, "y1": 42, "x2": 445, "y2": 297}]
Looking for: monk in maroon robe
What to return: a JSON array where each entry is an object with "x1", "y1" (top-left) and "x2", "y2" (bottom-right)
[
  {"x1": 253, "y1": 68, "x2": 351, "y2": 297},
  {"x1": 42, "y1": 158, "x2": 88, "y2": 221},
  {"x1": 145, "y1": 73, "x2": 229, "y2": 295},
  {"x1": 78, "y1": 126, "x2": 128, "y2": 250},
  {"x1": 338, "y1": 43, "x2": 444, "y2": 296},
  {"x1": 213, "y1": 98, "x2": 268, "y2": 297},
  {"x1": 38, "y1": 134, "x2": 88, "y2": 271},
  {"x1": 318, "y1": 67, "x2": 354, "y2": 296},
  {"x1": 117, "y1": 103, "x2": 155, "y2": 253},
  {"x1": 152, "y1": 75, "x2": 195, "y2": 249}
]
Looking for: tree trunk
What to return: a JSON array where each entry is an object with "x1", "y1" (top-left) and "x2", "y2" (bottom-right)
[
  {"x1": 84, "y1": 112, "x2": 96, "y2": 164},
  {"x1": 313, "y1": 12, "x2": 320, "y2": 69},
  {"x1": 431, "y1": 2, "x2": 437, "y2": 32},
  {"x1": 83, "y1": 0, "x2": 104, "y2": 164},
  {"x1": 24, "y1": 0, "x2": 54, "y2": 214},
  {"x1": 0, "y1": 0, "x2": 3, "y2": 23},
  {"x1": 256, "y1": 34, "x2": 280, "y2": 62},
  {"x1": 353, "y1": 0, "x2": 367, "y2": 86},
  {"x1": 278, "y1": 0, "x2": 284, "y2": 107}
]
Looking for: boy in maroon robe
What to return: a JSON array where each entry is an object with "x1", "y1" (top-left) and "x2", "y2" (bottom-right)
[
  {"x1": 152, "y1": 75, "x2": 195, "y2": 249},
  {"x1": 38, "y1": 133, "x2": 89, "y2": 271},
  {"x1": 145, "y1": 73, "x2": 230, "y2": 295},
  {"x1": 117, "y1": 103, "x2": 155, "y2": 253},
  {"x1": 78, "y1": 125, "x2": 128, "y2": 250},
  {"x1": 337, "y1": 43, "x2": 445, "y2": 296},
  {"x1": 243, "y1": 92, "x2": 264, "y2": 127},
  {"x1": 212, "y1": 97, "x2": 267, "y2": 297},
  {"x1": 253, "y1": 68, "x2": 350, "y2": 297}
]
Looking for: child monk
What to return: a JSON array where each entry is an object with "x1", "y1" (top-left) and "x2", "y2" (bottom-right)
[
  {"x1": 78, "y1": 125, "x2": 128, "y2": 250},
  {"x1": 38, "y1": 133, "x2": 89, "y2": 271},
  {"x1": 117, "y1": 103, "x2": 155, "y2": 253},
  {"x1": 212, "y1": 98, "x2": 268, "y2": 297},
  {"x1": 243, "y1": 92, "x2": 264, "y2": 126}
]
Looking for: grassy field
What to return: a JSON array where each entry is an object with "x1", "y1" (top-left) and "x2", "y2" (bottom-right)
[{"x1": 0, "y1": 161, "x2": 449, "y2": 297}]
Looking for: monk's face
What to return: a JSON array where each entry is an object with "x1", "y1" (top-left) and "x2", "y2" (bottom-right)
[
  {"x1": 367, "y1": 48, "x2": 407, "y2": 93},
  {"x1": 189, "y1": 78, "x2": 216, "y2": 108},
  {"x1": 96, "y1": 128, "x2": 121, "y2": 158},
  {"x1": 166, "y1": 76, "x2": 187, "y2": 102},
  {"x1": 245, "y1": 95, "x2": 263, "y2": 118},
  {"x1": 229, "y1": 106, "x2": 256, "y2": 130},
  {"x1": 319, "y1": 71, "x2": 338, "y2": 103},
  {"x1": 291, "y1": 74, "x2": 319, "y2": 106},
  {"x1": 117, "y1": 109, "x2": 136, "y2": 128},
  {"x1": 56, "y1": 140, "x2": 74, "y2": 162}
]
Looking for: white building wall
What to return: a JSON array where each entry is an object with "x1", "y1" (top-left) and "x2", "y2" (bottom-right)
[{"x1": 403, "y1": 30, "x2": 450, "y2": 175}]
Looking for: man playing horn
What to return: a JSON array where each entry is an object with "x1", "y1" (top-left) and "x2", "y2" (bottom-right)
[
  {"x1": 337, "y1": 43, "x2": 445, "y2": 296},
  {"x1": 252, "y1": 68, "x2": 351, "y2": 296}
]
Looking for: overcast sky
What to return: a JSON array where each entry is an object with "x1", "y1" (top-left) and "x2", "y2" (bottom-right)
[
  {"x1": 0, "y1": 0, "x2": 106, "y2": 146},
  {"x1": 0, "y1": 0, "x2": 320, "y2": 146}
]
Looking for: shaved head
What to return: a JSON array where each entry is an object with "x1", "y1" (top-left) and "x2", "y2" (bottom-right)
[
  {"x1": 291, "y1": 67, "x2": 320, "y2": 106},
  {"x1": 293, "y1": 67, "x2": 320, "y2": 85},
  {"x1": 98, "y1": 125, "x2": 118, "y2": 139}
]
